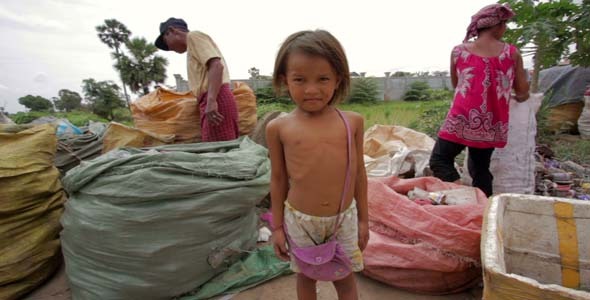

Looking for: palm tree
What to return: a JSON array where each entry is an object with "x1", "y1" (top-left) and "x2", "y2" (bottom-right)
[
  {"x1": 96, "y1": 19, "x2": 132, "y2": 106},
  {"x1": 114, "y1": 37, "x2": 168, "y2": 96}
]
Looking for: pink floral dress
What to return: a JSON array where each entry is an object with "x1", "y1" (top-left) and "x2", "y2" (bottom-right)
[{"x1": 439, "y1": 43, "x2": 516, "y2": 148}]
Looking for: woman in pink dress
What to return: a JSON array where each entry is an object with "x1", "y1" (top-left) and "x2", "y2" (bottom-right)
[{"x1": 429, "y1": 3, "x2": 530, "y2": 196}]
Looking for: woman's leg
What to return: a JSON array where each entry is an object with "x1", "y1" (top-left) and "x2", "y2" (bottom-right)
[
  {"x1": 333, "y1": 273, "x2": 358, "y2": 300},
  {"x1": 429, "y1": 138, "x2": 465, "y2": 183},
  {"x1": 467, "y1": 147, "x2": 495, "y2": 196},
  {"x1": 297, "y1": 273, "x2": 317, "y2": 300}
]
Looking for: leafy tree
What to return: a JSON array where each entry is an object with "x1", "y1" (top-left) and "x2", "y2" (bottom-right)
[
  {"x1": 96, "y1": 19, "x2": 132, "y2": 106},
  {"x1": 347, "y1": 77, "x2": 379, "y2": 103},
  {"x1": 248, "y1": 67, "x2": 260, "y2": 79},
  {"x1": 82, "y1": 78, "x2": 126, "y2": 120},
  {"x1": 500, "y1": 0, "x2": 579, "y2": 92},
  {"x1": 18, "y1": 95, "x2": 53, "y2": 111},
  {"x1": 403, "y1": 81, "x2": 430, "y2": 101},
  {"x1": 569, "y1": 0, "x2": 590, "y2": 67},
  {"x1": 53, "y1": 89, "x2": 82, "y2": 112},
  {"x1": 114, "y1": 37, "x2": 168, "y2": 96}
]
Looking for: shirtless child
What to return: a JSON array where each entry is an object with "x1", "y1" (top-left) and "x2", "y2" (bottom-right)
[{"x1": 266, "y1": 30, "x2": 369, "y2": 300}]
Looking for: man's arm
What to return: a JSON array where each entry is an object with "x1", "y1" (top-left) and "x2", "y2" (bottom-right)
[{"x1": 205, "y1": 57, "x2": 225, "y2": 125}]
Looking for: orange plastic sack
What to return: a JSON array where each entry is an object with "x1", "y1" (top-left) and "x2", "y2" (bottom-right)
[
  {"x1": 102, "y1": 122, "x2": 175, "y2": 153},
  {"x1": 131, "y1": 88, "x2": 200, "y2": 143},
  {"x1": 232, "y1": 82, "x2": 257, "y2": 136},
  {"x1": 362, "y1": 176, "x2": 487, "y2": 294}
]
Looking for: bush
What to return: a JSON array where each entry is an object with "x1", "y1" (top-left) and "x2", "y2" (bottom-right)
[
  {"x1": 11, "y1": 111, "x2": 51, "y2": 124},
  {"x1": 112, "y1": 108, "x2": 133, "y2": 126},
  {"x1": 348, "y1": 77, "x2": 379, "y2": 103},
  {"x1": 408, "y1": 100, "x2": 451, "y2": 137},
  {"x1": 62, "y1": 111, "x2": 109, "y2": 127},
  {"x1": 428, "y1": 89, "x2": 454, "y2": 101},
  {"x1": 256, "y1": 103, "x2": 292, "y2": 119},
  {"x1": 254, "y1": 86, "x2": 291, "y2": 105},
  {"x1": 403, "y1": 81, "x2": 430, "y2": 101}
]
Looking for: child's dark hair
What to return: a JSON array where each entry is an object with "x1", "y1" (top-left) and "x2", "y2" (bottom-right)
[{"x1": 272, "y1": 30, "x2": 350, "y2": 105}]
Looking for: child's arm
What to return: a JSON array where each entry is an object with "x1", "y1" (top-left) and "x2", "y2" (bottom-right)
[
  {"x1": 352, "y1": 113, "x2": 369, "y2": 251},
  {"x1": 266, "y1": 119, "x2": 290, "y2": 261}
]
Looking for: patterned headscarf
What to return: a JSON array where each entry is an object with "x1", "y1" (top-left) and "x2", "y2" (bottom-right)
[{"x1": 464, "y1": 3, "x2": 515, "y2": 42}]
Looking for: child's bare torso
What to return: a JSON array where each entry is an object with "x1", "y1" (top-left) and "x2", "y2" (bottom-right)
[{"x1": 279, "y1": 109, "x2": 358, "y2": 217}]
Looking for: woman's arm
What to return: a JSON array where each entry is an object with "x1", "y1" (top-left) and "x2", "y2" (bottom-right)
[
  {"x1": 512, "y1": 49, "x2": 530, "y2": 102},
  {"x1": 450, "y1": 51, "x2": 458, "y2": 89}
]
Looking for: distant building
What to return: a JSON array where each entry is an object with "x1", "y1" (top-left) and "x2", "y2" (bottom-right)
[
  {"x1": 174, "y1": 74, "x2": 190, "y2": 92},
  {"x1": 172, "y1": 73, "x2": 451, "y2": 101}
]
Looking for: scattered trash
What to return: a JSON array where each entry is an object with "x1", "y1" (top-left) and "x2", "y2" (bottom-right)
[
  {"x1": 363, "y1": 125, "x2": 434, "y2": 178},
  {"x1": 407, "y1": 186, "x2": 479, "y2": 206},
  {"x1": 437, "y1": 187, "x2": 479, "y2": 206},
  {"x1": 257, "y1": 227, "x2": 272, "y2": 242},
  {"x1": 407, "y1": 187, "x2": 445, "y2": 205},
  {"x1": 535, "y1": 145, "x2": 590, "y2": 200}
]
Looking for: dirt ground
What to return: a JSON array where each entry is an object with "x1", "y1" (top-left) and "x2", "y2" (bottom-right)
[{"x1": 24, "y1": 264, "x2": 483, "y2": 300}]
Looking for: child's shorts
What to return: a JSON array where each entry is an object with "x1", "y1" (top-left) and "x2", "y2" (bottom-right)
[{"x1": 283, "y1": 200, "x2": 364, "y2": 273}]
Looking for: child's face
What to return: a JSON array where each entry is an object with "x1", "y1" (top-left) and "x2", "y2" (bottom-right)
[{"x1": 284, "y1": 52, "x2": 339, "y2": 113}]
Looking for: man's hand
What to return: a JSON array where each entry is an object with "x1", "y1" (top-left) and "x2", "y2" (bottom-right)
[
  {"x1": 205, "y1": 99, "x2": 224, "y2": 126},
  {"x1": 358, "y1": 221, "x2": 370, "y2": 251},
  {"x1": 272, "y1": 229, "x2": 290, "y2": 261}
]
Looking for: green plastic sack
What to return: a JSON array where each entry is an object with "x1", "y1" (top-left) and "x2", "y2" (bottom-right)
[
  {"x1": 60, "y1": 137, "x2": 270, "y2": 300},
  {"x1": 0, "y1": 124, "x2": 66, "y2": 300},
  {"x1": 179, "y1": 245, "x2": 292, "y2": 300},
  {"x1": 54, "y1": 121, "x2": 106, "y2": 175}
]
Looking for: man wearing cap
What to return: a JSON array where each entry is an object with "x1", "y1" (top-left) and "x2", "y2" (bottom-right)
[{"x1": 155, "y1": 18, "x2": 239, "y2": 142}]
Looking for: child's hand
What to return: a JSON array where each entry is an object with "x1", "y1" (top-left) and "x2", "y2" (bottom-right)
[
  {"x1": 358, "y1": 221, "x2": 369, "y2": 251},
  {"x1": 272, "y1": 229, "x2": 290, "y2": 261}
]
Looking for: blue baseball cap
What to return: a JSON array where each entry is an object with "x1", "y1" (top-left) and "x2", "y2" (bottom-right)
[{"x1": 155, "y1": 17, "x2": 188, "y2": 51}]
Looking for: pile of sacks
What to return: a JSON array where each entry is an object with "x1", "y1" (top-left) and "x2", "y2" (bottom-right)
[
  {"x1": 0, "y1": 124, "x2": 66, "y2": 300},
  {"x1": 61, "y1": 137, "x2": 270, "y2": 299},
  {"x1": 131, "y1": 84, "x2": 257, "y2": 144},
  {"x1": 362, "y1": 176, "x2": 488, "y2": 294}
]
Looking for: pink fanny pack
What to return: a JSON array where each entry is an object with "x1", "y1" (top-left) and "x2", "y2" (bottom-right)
[{"x1": 286, "y1": 109, "x2": 353, "y2": 281}]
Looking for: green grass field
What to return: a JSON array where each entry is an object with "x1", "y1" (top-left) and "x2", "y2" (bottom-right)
[
  {"x1": 256, "y1": 100, "x2": 450, "y2": 132},
  {"x1": 339, "y1": 101, "x2": 446, "y2": 129},
  {"x1": 256, "y1": 100, "x2": 589, "y2": 166}
]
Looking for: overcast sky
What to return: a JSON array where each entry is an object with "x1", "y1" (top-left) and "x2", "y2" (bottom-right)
[{"x1": 1, "y1": 0, "x2": 512, "y2": 113}]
